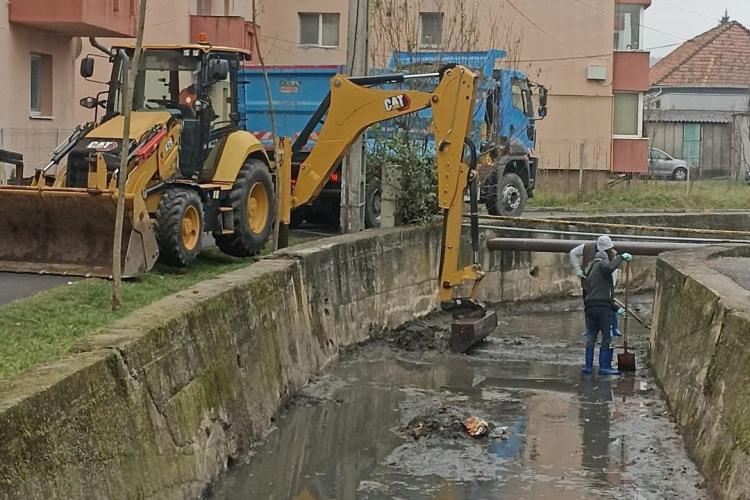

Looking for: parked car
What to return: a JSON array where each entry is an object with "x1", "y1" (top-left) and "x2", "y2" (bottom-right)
[{"x1": 648, "y1": 148, "x2": 692, "y2": 181}]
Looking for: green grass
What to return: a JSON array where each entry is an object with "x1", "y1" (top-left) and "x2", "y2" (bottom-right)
[
  {"x1": 0, "y1": 235, "x2": 318, "y2": 380},
  {"x1": 529, "y1": 180, "x2": 750, "y2": 212}
]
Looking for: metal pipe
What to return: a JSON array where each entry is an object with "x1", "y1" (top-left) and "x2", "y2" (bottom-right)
[
  {"x1": 469, "y1": 223, "x2": 750, "y2": 245},
  {"x1": 402, "y1": 72, "x2": 441, "y2": 80},
  {"x1": 89, "y1": 37, "x2": 113, "y2": 57},
  {"x1": 485, "y1": 238, "x2": 703, "y2": 255}
]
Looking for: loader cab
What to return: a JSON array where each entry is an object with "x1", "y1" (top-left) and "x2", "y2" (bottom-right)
[{"x1": 105, "y1": 45, "x2": 248, "y2": 179}]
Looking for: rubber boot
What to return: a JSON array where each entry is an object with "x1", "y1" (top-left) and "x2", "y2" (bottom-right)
[
  {"x1": 582, "y1": 346, "x2": 594, "y2": 374},
  {"x1": 598, "y1": 346, "x2": 621, "y2": 376}
]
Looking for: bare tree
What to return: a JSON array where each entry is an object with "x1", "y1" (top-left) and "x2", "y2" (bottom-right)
[
  {"x1": 112, "y1": 0, "x2": 148, "y2": 311},
  {"x1": 250, "y1": 0, "x2": 284, "y2": 249},
  {"x1": 368, "y1": 0, "x2": 524, "y2": 69}
]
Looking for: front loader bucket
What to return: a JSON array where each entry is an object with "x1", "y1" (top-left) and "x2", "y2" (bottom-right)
[{"x1": 0, "y1": 186, "x2": 158, "y2": 278}]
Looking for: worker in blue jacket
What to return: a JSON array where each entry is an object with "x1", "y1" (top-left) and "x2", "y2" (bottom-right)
[{"x1": 581, "y1": 238, "x2": 632, "y2": 375}]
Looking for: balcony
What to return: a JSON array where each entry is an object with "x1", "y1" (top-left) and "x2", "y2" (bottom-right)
[
  {"x1": 612, "y1": 137, "x2": 649, "y2": 174},
  {"x1": 190, "y1": 16, "x2": 259, "y2": 59},
  {"x1": 9, "y1": 0, "x2": 135, "y2": 37},
  {"x1": 613, "y1": 51, "x2": 650, "y2": 92},
  {"x1": 616, "y1": 0, "x2": 652, "y2": 6}
]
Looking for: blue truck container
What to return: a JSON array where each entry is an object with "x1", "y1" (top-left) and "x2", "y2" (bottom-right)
[
  {"x1": 238, "y1": 52, "x2": 547, "y2": 223},
  {"x1": 238, "y1": 65, "x2": 344, "y2": 152}
]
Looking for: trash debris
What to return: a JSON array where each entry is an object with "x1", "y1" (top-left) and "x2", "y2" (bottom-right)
[
  {"x1": 402, "y1": 405, "x2": 494, "y2": 440},
  {"x1": 490, "y1": 426, "x2": 511, "y2": 440},
  {"x1": 463, "y1": 416, "x2": 489, "y2": 437}
]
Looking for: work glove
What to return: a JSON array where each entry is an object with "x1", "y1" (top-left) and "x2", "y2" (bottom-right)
[
  {"x1": 617, "y1": 307, "x2": 626, "y2": 318},
  {"x1": 575, "y1": 269, "x2": 585, "y2": 278},
  {"x1": 621, "y1": 252, "x2": 633, "y2": 262}
]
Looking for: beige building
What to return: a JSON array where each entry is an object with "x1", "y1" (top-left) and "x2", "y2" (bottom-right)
[
  {"x1": 0, "y1": 0, "x2": 136, "y2": 178},
  {"x1": 257, "y1": 0, "x2": 652, "y2": 189},
  {"x1": 3, "y1": 0, "x2": 650, "y2": 190}
]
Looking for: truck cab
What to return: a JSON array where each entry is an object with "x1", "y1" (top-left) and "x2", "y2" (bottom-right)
[
  {"x1": 480, "y1": 67, "x2": 547, "y2": 216},
  {"x1": 386, "y1": 50, "x2": 548, "y2": 216}
]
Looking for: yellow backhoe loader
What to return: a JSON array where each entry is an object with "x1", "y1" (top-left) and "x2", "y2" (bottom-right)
[
  {"x1": 0, "y1": 40, "x2": 495, "y2": 348},
  {"x1": 0, "y1": 39, "x2": 276, "y2": 277}
]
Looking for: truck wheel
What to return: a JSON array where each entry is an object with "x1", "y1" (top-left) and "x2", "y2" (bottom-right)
[
  {"x1": 365, "y1": 186, "x2": 382, "y2": 228},
  {"x1": 498, "y1": 173, "x2": 528, "y2": 216},
  {"x1": 215, "y1": 158, "x2": 275, "y2": 257},
  {"x1": 155, "y1": 188, "x2": 203, "y2": 267}
]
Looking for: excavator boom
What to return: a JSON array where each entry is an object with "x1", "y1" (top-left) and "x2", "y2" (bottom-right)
[{"x1": 277, "y1": 65, "x2": 497, "y2": 351}]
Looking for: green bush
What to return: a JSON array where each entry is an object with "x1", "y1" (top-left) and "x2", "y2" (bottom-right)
[{"x1": 367, "y1": 127, "x2": 438, "y2": 224}]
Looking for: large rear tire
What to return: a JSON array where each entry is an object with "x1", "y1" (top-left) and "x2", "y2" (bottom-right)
[
  {"x1": 155, "y1": 188, "x2": 204, "y2": 267},
  {"x1": 214, "y1": 158, "x2": 275, "y2": 257}
]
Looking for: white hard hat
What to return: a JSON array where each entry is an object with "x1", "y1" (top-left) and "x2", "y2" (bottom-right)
[{"x1": 596, "y1": 235, "x2": 614, "y2": 251}]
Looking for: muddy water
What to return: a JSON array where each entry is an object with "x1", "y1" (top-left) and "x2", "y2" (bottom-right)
[{"x1": 210, "y1": 298, "x2": 706, "y2": 500}]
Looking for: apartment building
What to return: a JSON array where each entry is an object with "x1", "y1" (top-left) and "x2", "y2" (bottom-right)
[
  {"x1": 2, "y1": 0, "x2": 651, "y2": 189},
  {"x1": 0, "y1": 0, "x2": 135, "y2": 178},
  {"x1": 257, "y1": 0, "x2": 652, "y2": 189}
]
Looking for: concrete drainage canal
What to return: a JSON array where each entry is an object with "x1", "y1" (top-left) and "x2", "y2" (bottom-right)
[{"x1": 208, "y1": 297, "x2": 705, "y2": 500}]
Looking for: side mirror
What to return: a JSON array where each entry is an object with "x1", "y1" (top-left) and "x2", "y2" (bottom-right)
[
  {"x1": 80, "y1": 96, "x2": 98, "y2": 109},
  {"x1": 207, "y1": 59, "x2": 229, "y2": 82},
  {"x1": 537, "y1": 86, "x2": 548, "y2": 118},
  {"x1": 193, "y1": 99, "x2": 208, "y2": 112},
  {"x1": 80, "y1": 57, "x2": 95, "y2": 78}
]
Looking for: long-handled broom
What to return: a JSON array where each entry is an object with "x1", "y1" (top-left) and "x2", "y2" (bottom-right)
[{"x1": 617, "y1": 261, "x2": 636, "y2": 372}]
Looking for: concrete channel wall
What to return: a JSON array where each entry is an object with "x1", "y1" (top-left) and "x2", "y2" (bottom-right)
[
  {"x1": 651, "y1": 246, "x2": 750, "y2": 500},
  {"x1": 0, "y1": 213, "x2": 744, "y2": 499}
]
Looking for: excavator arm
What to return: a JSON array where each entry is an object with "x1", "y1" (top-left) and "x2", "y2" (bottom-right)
[{"x1": 276, "y1": 65, "x2": 497, "y2": 351}]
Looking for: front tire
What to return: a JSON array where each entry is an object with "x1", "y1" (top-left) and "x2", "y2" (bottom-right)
[
  {"x1": 486, "y1": 171, "x2": 528, "y2": 217},
  {"x1": 365, "y1": 186, "x2": 382, "y2": 228},
  {"x1": 673, "y1": 167, "x2": 688, "y2": 181},
  {"x1": 214, "y1": 158, "x2": 275, "y2": 257},
  {"x1": 155, "y1": 188, "x2": 204, "y2": 267}
]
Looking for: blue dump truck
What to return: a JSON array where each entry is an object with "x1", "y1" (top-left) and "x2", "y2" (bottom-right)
[
  {"x1": 385, "y1": 50, "x2": 547, "y2": 216},
  {"x1": 239, "y1": 51, "x2": 547, "y2": 226}
]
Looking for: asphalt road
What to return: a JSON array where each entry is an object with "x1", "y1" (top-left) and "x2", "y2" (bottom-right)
[
  {"x1": 0, "y1": 224, "x2": 340, "y2": 307},
  {"x1": 0, "y1": 273, "x2": 75, "y2": 307}
]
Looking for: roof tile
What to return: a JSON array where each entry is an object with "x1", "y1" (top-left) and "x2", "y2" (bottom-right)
[{"x1": 650, "y1": 21, "x2": 750, "y2": 87}]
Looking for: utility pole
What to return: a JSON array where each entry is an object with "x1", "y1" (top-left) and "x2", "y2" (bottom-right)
[
  {"x1": 112, "y1": 0, "x2": 147, "y2": 310},
  {"x1": 341, "y1": 0, "x2": 369, "y2": 233}
]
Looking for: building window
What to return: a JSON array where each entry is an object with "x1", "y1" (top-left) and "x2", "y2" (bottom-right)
[
  {"x1": 30, "y1": 53, "x2": 53, "y2": 117},
  {"x1": 614, "y1": 3, "x2": 642, "y2": 51},
  {"x1": 299, "y1": 13, "x2": 340, "y2": 47},
  {"x1": 197, "y1": 0, "x2": 213, "y2": 15},
  {"x1": 420, "y1": 12, "x2": 444, "y2": 47},
  {"x1": 613, "y1": 92, "x2": 642, "y2": 137}
]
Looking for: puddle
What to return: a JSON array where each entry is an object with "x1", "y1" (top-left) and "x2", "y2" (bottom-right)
[{"x1": 209, "y1": 298, "x2": 706, "y2": 500}]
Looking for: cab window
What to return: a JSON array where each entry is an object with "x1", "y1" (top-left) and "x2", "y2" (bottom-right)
[{"x1": 511, "y1": 77, "x2": 534, "y2": 117}]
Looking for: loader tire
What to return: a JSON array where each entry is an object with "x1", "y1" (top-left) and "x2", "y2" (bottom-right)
[
  {"x1": 215, "y1": 158, "x2": 275, "y2": 257},
  {"x1": 155, "y1": 188, "x2": 204, "y2": 267}
]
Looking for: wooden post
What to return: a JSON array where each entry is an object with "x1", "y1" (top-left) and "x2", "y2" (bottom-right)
[
  {"x1": 340, "y1": 0, "x2": 369, "y2": 233},
  {"x1": 112, "y1": 0, "x2": 147, "y2": 311}
]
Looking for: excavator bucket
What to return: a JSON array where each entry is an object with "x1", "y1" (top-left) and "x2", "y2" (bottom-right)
[{"x1": 0, "y1": 186, "x2": 158, "y2": 278}]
